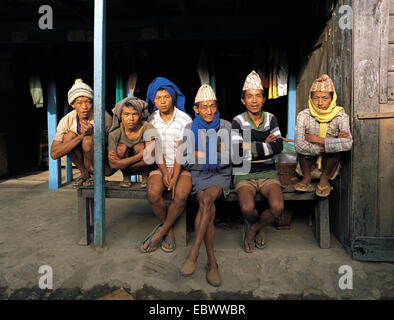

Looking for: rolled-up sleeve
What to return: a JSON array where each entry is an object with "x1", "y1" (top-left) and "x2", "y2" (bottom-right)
[{"x1": 295, "y1": 111, "x2": 320, "y2": 156}]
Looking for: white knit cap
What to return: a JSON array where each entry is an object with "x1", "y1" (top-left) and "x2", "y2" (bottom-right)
[
  {"x1": 242, "y1": 70, "x2": 263, "y2": 91},
  {"x1": 67, "y1": 79, "x2": 93, "y2": 105},
  {"x1": 194, "y1": 84, "x2": 217, "y2": 104}
]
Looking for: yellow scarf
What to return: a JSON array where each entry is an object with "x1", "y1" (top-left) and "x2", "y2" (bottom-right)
[{"x1": 308, "y1": 91, "x2": 343, "y2": 169}]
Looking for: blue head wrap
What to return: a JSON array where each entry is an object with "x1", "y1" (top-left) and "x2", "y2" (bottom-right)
[
  {"x1": 145, "y1": 77, "x2": 186, "y2": 114},
  {"x1": 191, "y1": 109, "x2": 221, "y2": 173}
]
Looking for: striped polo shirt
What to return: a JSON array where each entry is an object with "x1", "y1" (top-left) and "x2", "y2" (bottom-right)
[
  {"x1": 232, "y1": 111, "x2": 283, "y2": 174},
  {"x1": 148, "y1": 107, "x2": 192, "y2": 167}
]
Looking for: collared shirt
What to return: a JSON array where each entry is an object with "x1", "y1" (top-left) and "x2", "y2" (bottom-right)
[
  {"x1": 148, "y1": 107, "x2": 192, "y2": 167},
  {"x1": 54, "y1": 109, "x2": 112, "y2": 142},
  {"x1": 294, "y1": 109, "x2": 353, "y2": 155}
]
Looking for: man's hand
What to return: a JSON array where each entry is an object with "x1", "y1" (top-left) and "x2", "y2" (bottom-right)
[
  {"x1": 162, "y1": 171, "x2": 172, "y2": 189},
  {"x1": 195, "y1": 151, "x2": 205, "y2": 159},
  {"x1": 265, "y1": 133, "x2": 277, "y2": 143},
  {"x1": 338, "y1": 131, "x2": 350, "y2": 139},
  {"x1": 168, "y1": 176, "x2": 179, "y2": 200},
  {"x1": 80, "y1": 120, "x2": 93, "y2": 136},
  {"x1": 305, "y1": 134, "x2": 325, "y2": 146},
  {"x1": 242, "y1": 142, "x2": 250, "y2": 150}
]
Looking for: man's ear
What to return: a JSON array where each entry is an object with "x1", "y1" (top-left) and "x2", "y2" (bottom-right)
[
  {"x1": 241, "y1": 98, "x2": 246, "y2": 106},
  {"x1": 193, "y1": 105, "x2": 199, "y2": 114}
]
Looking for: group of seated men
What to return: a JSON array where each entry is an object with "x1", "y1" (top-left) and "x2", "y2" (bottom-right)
[{"x1": 51, "y1": 72, "x2": 353, "y2": 287}]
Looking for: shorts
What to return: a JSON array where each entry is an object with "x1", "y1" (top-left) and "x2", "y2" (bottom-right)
[
  {"x1": 234, "y1": 178, "x2": 281, "y2": 192},
  {"x1": 149, "y1": 166, "x2": 191, "y2": 178}
]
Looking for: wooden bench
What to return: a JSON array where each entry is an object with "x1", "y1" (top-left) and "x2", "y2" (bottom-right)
[{"x1": 77, "y1": 181, "x2": 330, "y2": 249}]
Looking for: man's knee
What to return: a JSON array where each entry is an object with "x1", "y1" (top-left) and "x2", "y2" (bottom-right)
[
  {"x1": 132, "y1": 142, "x2": 144, "y2": 155},
  {"x1": 82, "y1": 135, "x2": 93, "y2": 152},
  {"x1": 63, "y1": 131, "x2": 77, "y2": 142},
  {"x1": 239, "y1": 203, "x2": 257, "y2": 221},
  {"x1": 199, "y1": 196, "x2": 215, "y2": 213},
  {"x1": 174, "y1": 188, "x2": 190, "y2": 205},
  {"x1": 270, "y1": 201, "x2": 284, "y2": 218},
  {"x1": 116, "y1": 144, "x2": 128, "y2": 158}
]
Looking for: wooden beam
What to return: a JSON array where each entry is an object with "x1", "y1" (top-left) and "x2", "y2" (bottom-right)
[{"x1": 357, "y1": 112, "x2": 394, "y2": 119}]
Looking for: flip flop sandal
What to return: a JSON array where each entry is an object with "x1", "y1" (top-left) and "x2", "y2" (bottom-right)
[
  {"x1": 242, "y1": 224, "x2": 255, "y2": 253},
  {"x1": 139, "y1": 223, "x2": 162, "y2": 253},
  {"x1": 82, "y1": 175, "x2": 94, "y2": 186},
  {"x1": 294, "y1": 182, "x2": 314, "y2": 192},
  {"x1": 206, "y1": 263, "x2": 222, "y2": 287},
  {"x1": 161, "y1": 236, "x2": 176, "y2": 253},
  {"x1": 120, "y1": 181, "x2": 132, "y2": 188},
  {"x1": 72, "y1": 176, "x2": 88, "y2": 187},
  {"x1": 255, "y1": 231, "x2": 266, "y2": 249},
  {"x1": 315, "y1": 184, "x2": 333, "y2": 198}
]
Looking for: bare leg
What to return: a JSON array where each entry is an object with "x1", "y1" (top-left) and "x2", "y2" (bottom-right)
[
  {"x1": 255, "y1": 183, "x2": 284, "y2": 242},
  {"x1": 116, "y1": 144, "x2": 131, "y2": 183},
  {"x1": 186, "y1": 186, "x2": 222, "y2": 264},
  {"x1": 146, "y1": 175, "x2": 192, "y2": 250},
  {"x1": 236, "y1": 186, "x2": 258, "y2": 251},
  {"x1": 298, "y1": 155, "x2": 314, "y2": 185},
  {"x1": 143, "y1": 174, "x2": 166, "y2": 252},
  {"x1": 82, "y1": 135, "x2": 94, "y2": 174},
  {"x1": 319, "y1": 153, "x2": 341, "y2": 188},
  {"x1": 63, "y1": 131, "x2": 89, "y2": 178}
]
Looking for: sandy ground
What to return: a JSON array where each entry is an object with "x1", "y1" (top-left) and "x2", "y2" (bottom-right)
[{"x1": 0, "y1": 169, "x2": 393, "y2": 300}]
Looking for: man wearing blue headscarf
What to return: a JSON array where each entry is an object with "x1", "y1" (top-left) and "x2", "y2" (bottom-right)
[
  {"x1": 179, "y1": 84, "x2": 232, "y2": 287},
  {"x1": 140, "y1": 77, "x2": 192, "y2": 254}
]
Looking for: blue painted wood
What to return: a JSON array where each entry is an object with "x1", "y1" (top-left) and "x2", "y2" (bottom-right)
[
  {"x1": 47, "y1": 80, "x2": 61, "y2": 189},
  {"x1": 287, "y1": 73, "x2": 296, "y2": 144},
  {"x1": 93, "y1": 0, "x2": 106, "y2": 247},
  {"x1": 63, "y1": 100, "x2": 73, "y2": 182}
]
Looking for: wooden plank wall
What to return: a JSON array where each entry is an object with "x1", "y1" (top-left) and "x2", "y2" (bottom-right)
[
  {"x1": 378, "y1": 0, "x2": 394, "y2": 237},
  {"x1": 296, "y1": 33, "x2": 328, "y2": 115},
  {"x1": 327, "y1": 1, "x2": 353, "y2": 249},
  {"x1": 352, "y1": 0, "x2": 385, "y2": 238}
]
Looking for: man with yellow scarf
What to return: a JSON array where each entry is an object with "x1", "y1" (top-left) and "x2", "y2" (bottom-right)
[{"x1": 294, "y1": 74, "x2": 353, "y2": 197}]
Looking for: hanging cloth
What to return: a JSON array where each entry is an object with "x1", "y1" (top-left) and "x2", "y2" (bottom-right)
[{"x1": 29, "y1": 76, "x2": 44, "y2": 108}]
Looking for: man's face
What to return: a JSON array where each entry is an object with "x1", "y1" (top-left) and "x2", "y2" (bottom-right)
[
  {"x1": 241, "y1": 90, "x2": 265, "y2": 114},
  {"x1": 193, "y1": 100, "x2": 218, "y2": 123},
  {"x1": 121, "y1": 106, "x2": 140, "y2": 130},
  {"x1": 154, "y1": 89, "x2": 173, "y2": 113},
  {"x1": 72, "y1": 96, "x2": 93, "y2": 119},
  {"x1": 311, "y1": 92, "x2": 332, "y2": 110}
]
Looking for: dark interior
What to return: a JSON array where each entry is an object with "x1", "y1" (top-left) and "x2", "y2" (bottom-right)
[{"x1": 0, "y1": 0, "x2": 337, "y2": 175}]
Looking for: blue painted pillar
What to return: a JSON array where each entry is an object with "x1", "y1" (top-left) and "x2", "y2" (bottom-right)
[
  {"x1": 47, "y1": 81, "x2": 61, "y2": 189},
  {"x1": 287, "y1": 73, "x2": 297, "y2": 144},
  {"x1": 93, "y1": 0, "x2": 106, "y2": 247},
  {"x1": 63, "y1": 100, "x2": 73, "y2": 182}
]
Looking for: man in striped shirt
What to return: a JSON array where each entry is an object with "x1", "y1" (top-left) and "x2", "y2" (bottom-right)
[
  {"x1": 232, "y1": 71, "x2": 284, "y2": 253},
  {"x1": 140, "y1": 77, "x2": 193, "y2": 253},
  {"x1": 294, "y1": 74, "x2": 353, "y2": 197}
]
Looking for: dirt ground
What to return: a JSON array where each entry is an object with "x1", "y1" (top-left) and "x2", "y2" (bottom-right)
[{"x1": 0, "y1": 169, "x2": 393, "y2": 300}]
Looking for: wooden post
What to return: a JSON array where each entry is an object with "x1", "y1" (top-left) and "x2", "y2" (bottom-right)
[
  {"x1": 47, "y1": 80, "x2": 61, "y2": 189},
  {"x1": 287, "y1": 73, "x2": 296, "y2": 143},
  {"x1": 93, "y1": 0, "x2": 106, "y2": 247}
]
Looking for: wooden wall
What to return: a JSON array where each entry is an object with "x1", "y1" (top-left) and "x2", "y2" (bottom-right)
[
  {"x1": 353, "y1": 0, "x2": 394, "y2": 243},
  {"x1": 327, "y1": 0, "x2": 353, "y2": 249}
]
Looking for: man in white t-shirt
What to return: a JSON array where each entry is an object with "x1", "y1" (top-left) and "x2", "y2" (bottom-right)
[
  {"x1": 140, "y1": 77, "x2": 192, "y2": 253},
  {"x1": 50, "y1": 79, "x2": 114, "y2": 186}
]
